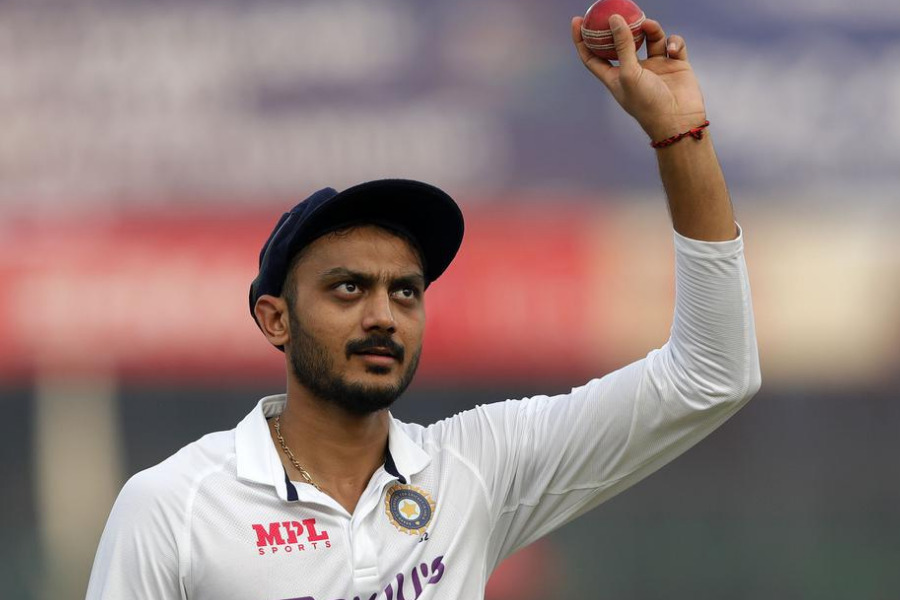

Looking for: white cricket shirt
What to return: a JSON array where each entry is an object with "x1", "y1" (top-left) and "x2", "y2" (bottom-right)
[{"x1": 86, "y1": 227, "x2": 761, "y2": 600}]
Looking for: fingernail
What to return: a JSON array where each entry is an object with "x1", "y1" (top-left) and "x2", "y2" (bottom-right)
[{"x1": 667, "y1": 42, "x2": 678, "y2": 53}]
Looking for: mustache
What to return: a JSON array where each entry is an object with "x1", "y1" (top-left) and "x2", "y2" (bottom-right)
[{"x1": 345, "y1": 335, "x2": 405, "y2": 362}]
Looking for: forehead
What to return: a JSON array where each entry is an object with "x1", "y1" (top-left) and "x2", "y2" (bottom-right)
[{"x1": 293, "y1": 224, "x2": 424, "y2": 276}]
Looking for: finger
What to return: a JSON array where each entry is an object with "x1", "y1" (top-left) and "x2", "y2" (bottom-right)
[
  {"x1": 666, "y1": 34, "x2": 688, "y2": 61},
  {"x1": 642, "y1": 18, "x2": 667, "y2": 59},
  {"x1": 571, "y1": 16, "x2": 617, "y2": 87},
  {"x1": 608, "y1": 14, "x2": 640, "y2": 74}
]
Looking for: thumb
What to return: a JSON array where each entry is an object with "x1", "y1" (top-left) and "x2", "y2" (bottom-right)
[{"x1": 609, "y1": 14, "x2": 640, "y2": 74}]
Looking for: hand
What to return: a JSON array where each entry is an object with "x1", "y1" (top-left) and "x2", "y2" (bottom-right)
[{"x1": 571, "y1": 15, "x2": 707, "y2": 141}]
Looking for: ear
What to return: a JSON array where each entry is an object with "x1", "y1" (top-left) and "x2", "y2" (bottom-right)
[{"x1": 254, "y1": 294, "x2": 290, "y2": 348}]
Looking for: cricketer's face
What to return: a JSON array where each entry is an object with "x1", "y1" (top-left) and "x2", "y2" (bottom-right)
[{"x1": 283, "y1": 225, "x2": 426, "y2": 415}]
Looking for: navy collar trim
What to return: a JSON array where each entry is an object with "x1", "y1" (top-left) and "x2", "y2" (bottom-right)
[
  {"x1": 384, "y1": 449, "x2": 407, "y2": 484},
  {"x1": 281, "y1": 450, "x2": 406, "y2": 503},
  {"x1": 283, "y1": 469, "x2": 299, "y2": 501}
]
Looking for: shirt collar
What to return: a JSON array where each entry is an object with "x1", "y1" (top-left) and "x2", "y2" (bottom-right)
[
  {"x1": 234, "y1": 394, "x2": 293, "y2": 501},
  {"x1": 384, "y1": 415, "x2": 431, "y2": 483},
  {"x1": 234, "y1": 394, "x2": 431, "y2": 502}
]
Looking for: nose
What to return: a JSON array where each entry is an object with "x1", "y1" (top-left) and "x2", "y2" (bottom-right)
[{"x1": 361, "y1": 290, "x2": 396, "y2": 333}]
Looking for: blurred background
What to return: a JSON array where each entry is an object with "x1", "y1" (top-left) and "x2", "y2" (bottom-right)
[{"x1": 1, "y1": 0, "x2": 898, "y2": 598}]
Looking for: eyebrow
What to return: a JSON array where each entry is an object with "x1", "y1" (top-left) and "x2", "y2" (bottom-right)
[{"x1": 319, "y1": 267, "x2": 426, "y2": 288}]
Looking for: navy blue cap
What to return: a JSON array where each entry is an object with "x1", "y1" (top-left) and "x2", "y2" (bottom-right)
[{"x1": 249, "y1": 179, "x2": 464, "y2": 326}]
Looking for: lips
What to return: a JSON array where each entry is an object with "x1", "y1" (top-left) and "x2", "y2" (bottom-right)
[
  {"x1": 355, "y1": 347, "x2": 398, "y2": 360},
  {"x1": 355, "y1": 348, "x2": 400, "y2": 363},
  {"x1": 354, "y1": 348, "x2": 401, "y2": 369}
]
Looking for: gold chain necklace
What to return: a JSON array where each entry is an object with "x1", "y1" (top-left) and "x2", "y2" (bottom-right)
[{"x1": 273, "y1": 415, "x2": 321, "y2": 491}]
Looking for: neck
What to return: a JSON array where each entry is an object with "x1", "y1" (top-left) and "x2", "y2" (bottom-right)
[{"x1": 270, "y1": 381, "x2": 391, "y2": 512}]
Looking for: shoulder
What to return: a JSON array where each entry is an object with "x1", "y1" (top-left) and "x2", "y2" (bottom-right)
[
  {"x1": 114, "y1": 429, "x2": 235, "y2": 526},
  {"x1": 411, "y1": 384, "x2": 605, "y2": 450},
  {"x1": 88, "y1": 429, "x2": 238, "y2": 598},
  {"x1": 408, "y1": 399, "x2": 530, "y2": 449}
]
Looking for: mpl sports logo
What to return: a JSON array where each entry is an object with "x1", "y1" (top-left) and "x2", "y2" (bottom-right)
[{"x1": 252, "y1": 519, "x2": 332, "y2": 555}]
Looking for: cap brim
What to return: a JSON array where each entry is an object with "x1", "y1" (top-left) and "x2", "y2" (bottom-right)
[{"x1": 290, "y1": 179, "x2": 464, "y2": 285}]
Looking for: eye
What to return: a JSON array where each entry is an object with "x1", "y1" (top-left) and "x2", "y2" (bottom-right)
[
  {"x1": 391, "y1": 286, "x2": 420, "y2": 303},
  {"x1": 334, "y1": 282, "x2": 362, "y2": 297}
]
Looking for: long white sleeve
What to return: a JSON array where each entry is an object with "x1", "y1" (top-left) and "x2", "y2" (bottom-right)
[{"x1": 429, "y1": 225, "x2": 761, "y2": 569}]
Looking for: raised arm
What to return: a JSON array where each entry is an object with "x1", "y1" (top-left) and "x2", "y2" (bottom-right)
[
  {"x1": 571, "y1": 14, "x2": 736, "y2": 241},
  {"x1": 432, "y1": 16, "x2": 761, "y2": 568}
]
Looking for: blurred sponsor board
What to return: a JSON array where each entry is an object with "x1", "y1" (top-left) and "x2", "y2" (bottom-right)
[{"x1": 0, "y1": 200, "x2": 896, "y2": 388}]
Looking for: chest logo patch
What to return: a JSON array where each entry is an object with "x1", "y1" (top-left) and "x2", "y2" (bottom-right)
[{"x1": 385, "y1": 484, "x2": 435, "y2": 535}]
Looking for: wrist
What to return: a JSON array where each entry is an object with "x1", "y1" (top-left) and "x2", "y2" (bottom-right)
[
  {"x1": 651, "y1": 120, "x2": 710, "y2": 149},
  {"x1": 643, "y1": 113, "x2": 708, "y2": 142}
]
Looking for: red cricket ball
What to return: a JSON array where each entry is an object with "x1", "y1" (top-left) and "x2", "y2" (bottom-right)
[{"x1": 580, "y1": 0, "x2": 647, "y2": 61}]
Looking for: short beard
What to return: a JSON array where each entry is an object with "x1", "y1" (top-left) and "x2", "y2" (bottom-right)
[{"x1": 287, "y1": 310, "x2": 420, "y2": 416}]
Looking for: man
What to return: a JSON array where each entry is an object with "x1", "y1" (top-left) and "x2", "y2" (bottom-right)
[{"x1": 86, "y1": 15, "x2": 760, "y2": 600}]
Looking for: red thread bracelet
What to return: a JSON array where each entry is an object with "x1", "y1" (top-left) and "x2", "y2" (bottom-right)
[{"x1": 650, "y1": 120, "x2": 710, "y2": 149}]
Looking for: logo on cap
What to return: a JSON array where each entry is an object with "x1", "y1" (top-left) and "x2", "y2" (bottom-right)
[{"x1": 385, "y1": 484, "x2": 435, "y2": 535}]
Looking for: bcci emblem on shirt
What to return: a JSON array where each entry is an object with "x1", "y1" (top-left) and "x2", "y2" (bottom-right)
[{"x1": 385, "y1": 484, "x2": 435, "y2": 535}]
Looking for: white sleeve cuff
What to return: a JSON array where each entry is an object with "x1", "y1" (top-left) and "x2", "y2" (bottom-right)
[{"x1": 673, "y1": 223, "x2": 744, "y2": 259}]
